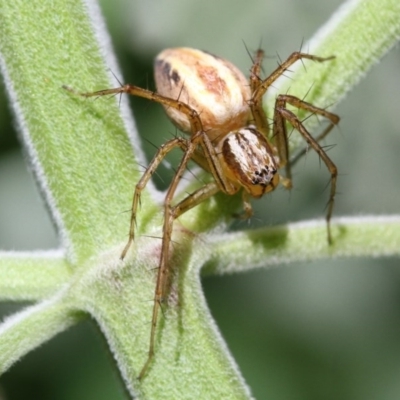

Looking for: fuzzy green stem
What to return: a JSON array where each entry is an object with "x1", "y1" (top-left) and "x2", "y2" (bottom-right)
[
  {"x1": 0, "y1": 0, "x2": 152, "y2": 264},
  {"x1": 0, "y1": 251, "x2": 71, "y2": 300},
  {"x1": 204, "y1": 216, "x2": 400, "y2": 275},
  {"x1": 0, "y1": 293, "x2": 80, "y2": 373}
]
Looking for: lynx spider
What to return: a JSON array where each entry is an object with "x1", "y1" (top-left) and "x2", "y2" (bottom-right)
[{"x1": 65, "y1": 47, "x2": 339, "y2": 379}]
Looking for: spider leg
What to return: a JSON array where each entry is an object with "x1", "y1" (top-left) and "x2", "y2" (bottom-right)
[
  {"x1": 139, "y1": 175, "x2": 221, "y2": 380},
  {"x1": 249, "y1": 51, "x2": 334, "y2": 141},
  {"x1": 70, "y1": 84, "x2": 205, "y2": 133},
  {"x1": 254, "y1": 51, "x2": 335, "y2": 100},
  {"x1": 241, "y1": 190, "x2": 253, "y2": 219},
  {"x1": 282, "y1": 96, "x2": 339, "y2": 168},
  {"x1": 120, "y1": 136, "x2": 189, "y2": 260},
  {"x1": 138, "y1": 121, "x2": 247, "y2": 379},
  {"x1": 232, "y1": 190, "x2": 254, "y2": 220},
  {"x1": 139, "y1": 122, "x2": 244, "y2": 379},
  {"x1": 273, "y1": 94, "x2": 339, "y2": 244},
  {"x1": 289, "y1": 118, "x2": 338, "y2": 168},
  {"x1": 249, "y1": 49, "x2": 265, "y2": 94}
]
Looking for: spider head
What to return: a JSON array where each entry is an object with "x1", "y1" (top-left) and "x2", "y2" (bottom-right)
[{"x1": 219, "y1": 127, "x2": 280, "y2": 198}]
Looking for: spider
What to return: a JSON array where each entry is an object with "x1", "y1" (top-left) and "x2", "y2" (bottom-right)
[{"x1": 64, "y1": 47, "x2": 339, "y2": 379}]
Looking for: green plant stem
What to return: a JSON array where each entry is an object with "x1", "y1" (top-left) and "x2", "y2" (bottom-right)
[
  {"x1": 0, "y1": 293, "x2": 80, "y2": 373},
  {"x1": 0, "y1": 251, "x2": 71, "y2": 300},
  {"x1": 0, "y1": 0, "x2": 148, "y2": 264},
  {"x1": 204, "y1": 216, "x2": 400, "y2": 275}
]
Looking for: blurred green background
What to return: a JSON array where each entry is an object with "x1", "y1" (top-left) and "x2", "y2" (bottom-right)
[{"x1": 1, "y1": 0, "x2": 400, "y2": 399}]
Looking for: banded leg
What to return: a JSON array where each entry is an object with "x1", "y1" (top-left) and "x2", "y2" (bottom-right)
[
  {"x1": 138, "y1": 180, "x2": 221, "y2": 380},
  {"x1": 249, "y1": 49, "x2": 265, "y2": 93},
  {"x1": 249, "y1": 51, "x2": 335, "y2": 142},
  {"x1": 120, "y1": 136, "x2": 188, "y2": 260},
  {"x1": 64, "y1": 84, "x2": 204, "y2": 134},
  {"x1": 273, "y1": 94, "x2": 340, "y2": 243}
]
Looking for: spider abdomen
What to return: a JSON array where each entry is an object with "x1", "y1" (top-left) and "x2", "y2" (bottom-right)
[{"x1": 154, "y1": 48, "x2": 251, "y2": 140}]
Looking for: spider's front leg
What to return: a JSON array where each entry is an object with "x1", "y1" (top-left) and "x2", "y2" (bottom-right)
[
  {"x1": 247, "y1": 51, "x2": 339, "y2": 243},
  {"x1": 273, "y1": 94, "x2": 340, "y2": 244},
  {"x1": 249, "y1": 51, "x2": 335, "y2": 144},
  {"x1": 138, "y1": 124, "x2": 235, "y2": 380},
  {"x1": 120, "y1": 136, "x2": 189, "y2": 260},
  {"x1": 249, "y1": 49, "x2": 265, "y2": 95}
]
